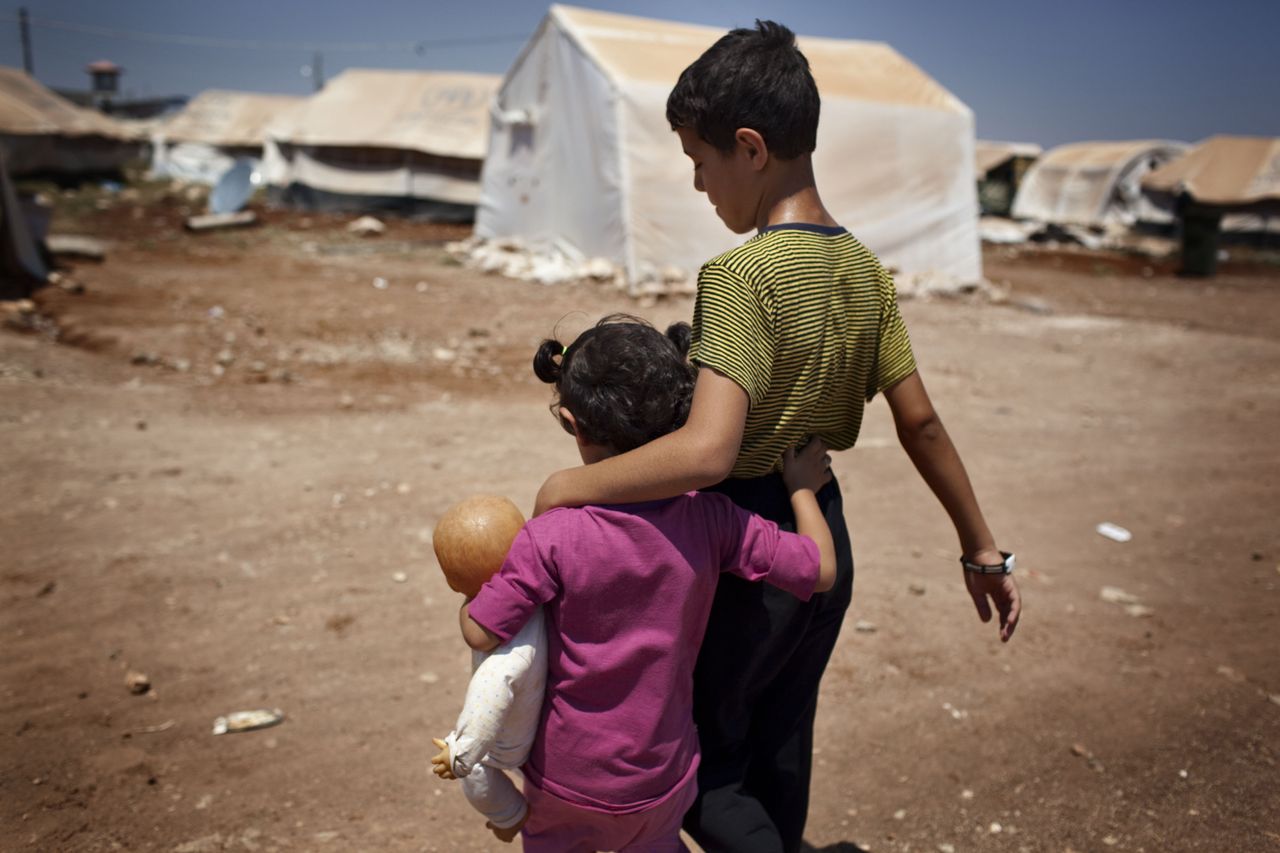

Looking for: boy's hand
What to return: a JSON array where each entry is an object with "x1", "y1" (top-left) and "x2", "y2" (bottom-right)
[
  {"x1": 485, "y1": 808, "x2": 529, "y2": 843},
  {"x1": 782, "y1": 438, "x2": 833, "y2": 495},
  {"x1": 963, "y1": 570, "x2": 1021, "y2": 642},
  {"x1": 430, "y1": 737, "x2": 456, "y2": 780}
]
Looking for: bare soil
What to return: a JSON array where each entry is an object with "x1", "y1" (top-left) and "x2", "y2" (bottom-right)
[{"x1": 3, "y1": 194, "x2": 1278, "y2": 853}]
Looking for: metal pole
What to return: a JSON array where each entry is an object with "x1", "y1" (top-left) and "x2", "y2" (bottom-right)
[
  {"x1": 312, "y1": 51, "x2": 324, "y2": 91},
  {"x1": 19, "y1": 7, "x2": 33, "y2": 74}
]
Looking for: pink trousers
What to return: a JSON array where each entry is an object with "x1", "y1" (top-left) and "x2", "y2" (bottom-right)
[{"x1": 520, "y1": 775, "x2": 697, "y2": 852}]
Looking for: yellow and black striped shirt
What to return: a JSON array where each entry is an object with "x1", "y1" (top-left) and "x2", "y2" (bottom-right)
[{"x1": 690, "y1": 223, "x2": 917, "y2": 478}]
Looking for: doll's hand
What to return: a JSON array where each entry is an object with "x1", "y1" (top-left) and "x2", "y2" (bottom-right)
[
  {"x1": 430, "y1": 737, "x2": 456, "y2": 780},
  {"x1": 782, "y1": 438, "x2": 833, "y2": 495},
  {"x1": 485, "y1": 808, "x2": 529, "y2": 843}
]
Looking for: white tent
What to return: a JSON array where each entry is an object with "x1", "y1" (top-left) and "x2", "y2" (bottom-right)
[
  {"x1": 1011, "y1": 140, "x2": 1188, "y2": 227},
  {"x1": 476, "y1": 5, "x2": 981, "y2": 288},
  {"x1": 150, "y1": 90, "x2": 303, "y2": 184},
  {"x1": 0, "y1": 67, "x2": 139, "y2": 176},
  {"x1": 262, "y1": 69, "x2": 499, "y2": 219}
]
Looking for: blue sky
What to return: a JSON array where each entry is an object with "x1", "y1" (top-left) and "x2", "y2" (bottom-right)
[{"x1": 5, "y1": 0, "x2": 1278, "y2": 147}]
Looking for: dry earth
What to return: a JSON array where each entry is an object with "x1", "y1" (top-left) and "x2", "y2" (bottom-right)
[{"x1": 3, "y1": 195, "x2": 1279, "y2": 853}]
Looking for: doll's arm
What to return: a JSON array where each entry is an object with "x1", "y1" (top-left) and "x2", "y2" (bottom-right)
[{"x1": 438, "y1": 645, "x2": 528, "y2": 777}]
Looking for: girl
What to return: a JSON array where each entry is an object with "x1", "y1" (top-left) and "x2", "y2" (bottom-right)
[{"x1": 457, "y1": 315, "x2": 835, "y2": 852}]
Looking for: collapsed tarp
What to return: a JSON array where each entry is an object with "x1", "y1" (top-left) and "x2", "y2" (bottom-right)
[
  {"x1": 262, "y1": 70, "x2": 499, "y2": 219},
  {"x1": 0, "y1": 66, "x2": 140, "y2": 176},
  {"x1": 476, "y1": 4, "x2": 982, "y2": 290},
  {"x1": 1141, "y1": 135, "x2": 1280, "y2": 216},
  {"x1": 1011, "y1": 140, "x2": 1188, "y2": 227},
  {"x1": 151, "y1": 90, "x2": 303, "y2": 185}
]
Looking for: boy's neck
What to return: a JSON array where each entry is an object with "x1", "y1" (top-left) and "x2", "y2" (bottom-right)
[{"x1": 756, "y1": 155, "x2": 838, "y2": 232}]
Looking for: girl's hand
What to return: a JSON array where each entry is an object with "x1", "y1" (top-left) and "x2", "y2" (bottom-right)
[{"x1": 782, "y1": 438, "x2": 833, "y2": 495}]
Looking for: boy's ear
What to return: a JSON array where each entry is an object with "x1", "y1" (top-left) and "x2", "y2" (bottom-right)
[{"x1": 735, "y1": 128, "x2": 769, "y2": 171}]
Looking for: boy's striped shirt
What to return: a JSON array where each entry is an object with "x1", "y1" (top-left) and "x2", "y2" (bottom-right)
[{"x1": 689, "y1": 223, "x2": 917, "y2": 478}]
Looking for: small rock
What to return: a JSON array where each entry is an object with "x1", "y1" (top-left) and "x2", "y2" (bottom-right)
[
  {"x1": 908, "y1": 582, "x2": 926, "y2": 596},
  {"x1": 960, "y1": 789, "x2": 974, "y2": 800},
  {"x1": 171, "y1": 358, "x2": 191, "y2": 373},
  {"x1": 395, "y1": 482, "x2": 411, "y2": 494},
  {"x1": 1124, "y1": 604, "x2": 1154, "y2": 618},
  {"x1": 1100, "y1": 586, "x2": 1140, "y2": 605},
  {"x1": 989, "y1": 822, "x2": 1003, "y2": 834},
  {"x1": 938, "y1": 845, "x2": 956, "y2": 853},
  {"x1": 347, "y1": 216, "x2": 385, "y2": 236},
  {"x1": 216, "y1": 350, "x2": 235, "y2": 366},
  {"x1": 432, "y1": 347, "x2": 457, "y2": 363},
  {"x1": 392, "y1": 572, "x2": 408, "y2": 584},
  {"x1": 1269, "y1": 694, "x2": 1280, "y2": 707},
  {"x1": 893, "y1": 809, "x2": 906, "y2": 820},
  {"x1": 207, "y1": 305, "x2": 225, "y2": 320},
  {"x1": 1216, "y1": 665, "x2": 1246, "y2": 683},
  {"x1": 249, "y1": 361, "x2": 267, "y2": 375},
  {"x1": 125, "y1": 671, "x2": 151, "y2": 695},
  {"x1": 135, "y1": 419, "x2": 147, "y2": 431},
  {"x1": 854, "y1": 620, "x2": 877, "y2": 633},
  {"x1": 1102, "y1": 836, "x2": 1118, "y2": 846},
  {"x1": 131, "y1": 352, "x2": 159, "y2": 366},
  {"x1": 372, "y1": 277, "x2": 389, "y2": 290},
  {"x1": 1178, "y1": 769, "x2": 1188, "y2": 779},
  {"x1": 339, "y1": 394, "x2": 355, "y2": 410},
  {"x1": 415, "y1": 281, "x2": 429, "y2": 293},
  {"x1": 419, "y1": 672, "x2": 440, "y2": 685},
  {"x1": 1070, "y1": 743, "x2": 1090, "y2": 757},
  {"x1": 1095, "y1": 522, "x2": 1132, "y2": 542}
]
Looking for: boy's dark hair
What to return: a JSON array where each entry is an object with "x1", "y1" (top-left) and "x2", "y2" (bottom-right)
[
  {"x1": 533, "y1": 314, "x2": 695, "y2": 453},
  {"x1": 666, "y1": 20, "x2": 819, "y2": 160}
]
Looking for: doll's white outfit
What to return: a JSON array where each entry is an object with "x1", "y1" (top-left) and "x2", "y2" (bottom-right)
[{"x1": 442, "y1": 607, "x2": 546, "y2": 829}]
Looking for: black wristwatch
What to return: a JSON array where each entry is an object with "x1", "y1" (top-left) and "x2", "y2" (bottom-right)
[{"x1": 960, "y1": 551, "x2": 1015, "y2": 575}]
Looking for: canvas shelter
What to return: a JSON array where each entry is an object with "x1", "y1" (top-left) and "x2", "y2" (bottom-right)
[
  {"x1": 0, "y1": 67, "x2": 139, "y2": 176},
  {"x1": 262, "y1": 69, "x2": 499, "y2": 220},
  {"x1": 1011, "y1": 140, "x2": 1188, "y2": 228},
  {"x1": 476, "y1": 5, "x2": 982, "y2": 287},
  {"x1": 151, "y1": 90, "x2": 303, "y2": 185},
  {"x1": 975, "y1": 140, "x2": 1041, "y2": 216},
  {"x1": 1141, "y1": 135, "x2": 1280, "y2": 216}
]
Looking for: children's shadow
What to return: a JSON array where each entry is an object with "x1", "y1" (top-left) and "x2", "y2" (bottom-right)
[{"x1": 801, "y1": 843, "x2": 869, "y2": 853}]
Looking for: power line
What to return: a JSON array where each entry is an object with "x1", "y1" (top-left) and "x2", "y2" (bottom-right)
[{"x1": 0, "y1": 14, "x2": 528, "y2": 53}]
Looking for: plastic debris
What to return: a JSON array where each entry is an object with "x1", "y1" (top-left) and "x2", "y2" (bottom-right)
[
  {"x1": 347, "y1": 216, "x2": 386, "y2": 236},
  {"x1": 212, "y1": 708, "x2": 285, "y2": 735},
  {"x1": 1096, "y1": 522, "x2": 1132, "y2": 542},
  {"x1": 125, "y1": 671, "x2": 151, "y2": 695}
]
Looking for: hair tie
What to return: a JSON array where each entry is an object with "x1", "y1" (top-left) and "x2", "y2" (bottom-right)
[{"x1": 562, "y1": 345, "x2": 569, "y2": 357}]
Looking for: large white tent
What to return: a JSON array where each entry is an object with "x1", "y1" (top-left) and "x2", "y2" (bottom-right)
[
  {"x1": 262, "y1": 69, "x2": 499, "y2": 219},
  {"x1": 476, "y1": 5, "x2": 982, "y2": 287},
  {"x1": 150, "y1": 90, "x2": 302, "y2": 185},
  {"x1": 0, "y1": 67, "x2": 139, "y2": 176},
  {"x1": 1011, "y1": 140, "x2": 1188, "y2": 228}
]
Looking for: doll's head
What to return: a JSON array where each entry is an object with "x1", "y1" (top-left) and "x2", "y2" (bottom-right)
[
  {"x1": 432, "y1": 495, "x2": 526, "y2": 598},
  {"x1": 532, "y1": 314, "x2": 696, "y2": 457}
]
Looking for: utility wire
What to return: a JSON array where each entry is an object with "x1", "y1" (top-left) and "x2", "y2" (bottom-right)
[{"x1": 0, "y1": 14, "x2": 528, "y2": 53}]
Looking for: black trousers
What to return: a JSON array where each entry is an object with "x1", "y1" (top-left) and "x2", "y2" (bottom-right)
[{"x1": 683, "y1": 473, "x2": 855, "y2": 853}]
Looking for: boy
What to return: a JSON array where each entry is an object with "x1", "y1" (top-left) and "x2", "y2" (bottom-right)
[{"x1": 534, "y1": 20, "x2": 1021, "y2": 853}]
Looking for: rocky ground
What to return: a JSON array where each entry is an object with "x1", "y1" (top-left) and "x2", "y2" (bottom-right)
[{"x1": 2, "y1": 191, "x2": 1278, "y2": 852}]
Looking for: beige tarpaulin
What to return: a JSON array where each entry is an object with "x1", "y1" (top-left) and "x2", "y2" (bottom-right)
[
  {"x1": 159, "y1": 90, "x2": 303, "y2": 147},
  {"x1": 477, "y1": 4, "x2": 982, "y2": 288},
  {"x1": 975, "y1": 141, "x2": 1042, "y2": 180},
  {"x1": 1011, "y1": 139, "x2": 1187, "y2": 227},
  {"x1": 1142, "y1": 135, "x2": 1280, "y2": 212},
  {"x1": 0, "y1": 67, "x2": 139, "y2": 175},
  {"x1": 262, "y1": 69, "x2": 499, "y2": 207}
]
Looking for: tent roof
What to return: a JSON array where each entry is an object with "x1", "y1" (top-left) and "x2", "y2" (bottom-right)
[
  {"x1": 269, "y1": 69, "x2": 500, "y2": 160},
  {"x1": 1032, "y1": 140, "x2": 1184, "y2": 171},
  {"x1": 161, "y1": 89, "x2": 303, "y2": 147},
  {"x1": 547, "y1": 4, "x2": 967, "y2": 114},
  {"x1": 0, "y1": 66, "x2": 129, "y2": 139},
  {"x1": 1141, "y1": 135, "x2": 1280, "y2": 209},
  {"x1": 974, "y1": 140, "x2": 1042, "y2": 179}
]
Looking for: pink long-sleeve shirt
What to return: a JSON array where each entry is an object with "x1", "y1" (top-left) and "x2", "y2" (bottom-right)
[{"x1": 467, "y1": 491, "x2": 820, "y2": 814}]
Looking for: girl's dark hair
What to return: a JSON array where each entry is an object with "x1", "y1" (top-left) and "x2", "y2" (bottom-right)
[
  {"x1": 533, "y1": 314, "x2": 696, "y2": 453},
  {"x1": 666, "y1": 20, "x2": 819, "y2": 160}
]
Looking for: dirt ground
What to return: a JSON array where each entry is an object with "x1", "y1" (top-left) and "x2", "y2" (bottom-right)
[{"x1": 3, "y1": 194, "x2": 1279, "y2": 853}]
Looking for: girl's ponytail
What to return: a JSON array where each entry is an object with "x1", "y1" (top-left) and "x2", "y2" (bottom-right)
[
  {"x1": 532, "y1": 338, "x2": 564, "y2": 384},
  {"x1": 665, "y1": 322, "x2": 692, "y2": 358}
]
